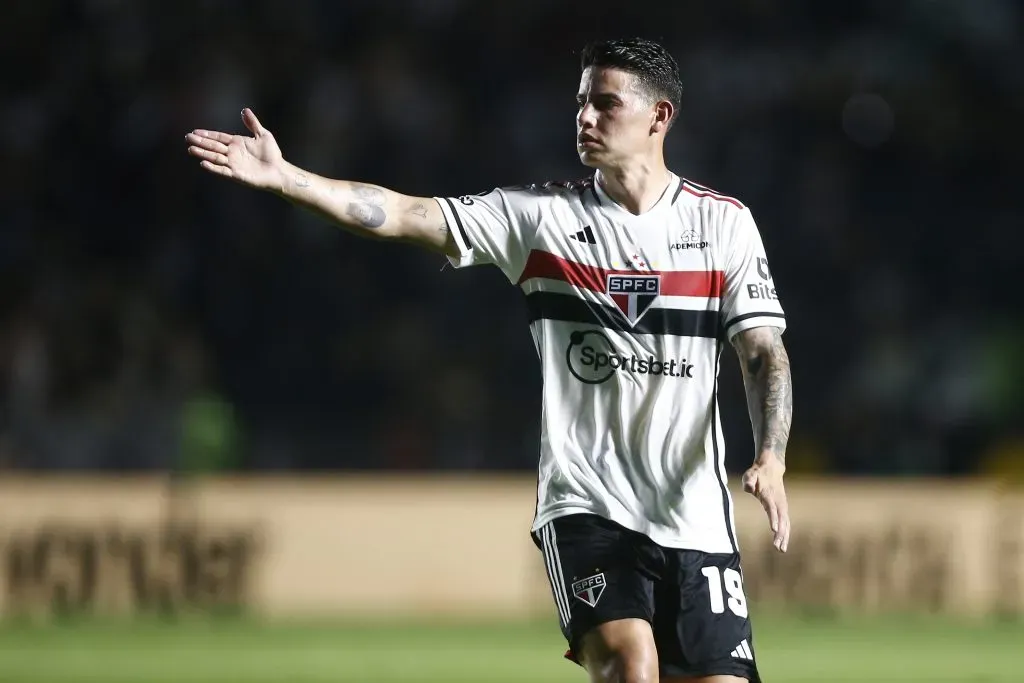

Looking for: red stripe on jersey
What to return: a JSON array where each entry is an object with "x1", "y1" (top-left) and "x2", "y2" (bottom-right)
[
  {"x1": 517, "y1": 250, "x2": 724, "y2": 298},
  {"x1": 681, "y1": 184, "x2": 744, "y2": 209}
]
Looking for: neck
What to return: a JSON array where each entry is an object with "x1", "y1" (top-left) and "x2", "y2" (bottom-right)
[{"x1": 596, "y1": 157, "x2": 672, "y2": 215}]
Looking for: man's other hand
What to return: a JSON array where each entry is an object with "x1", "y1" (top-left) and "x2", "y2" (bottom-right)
[{"x1": 742, "y1": 457, "x2": 790, "y2": 553}]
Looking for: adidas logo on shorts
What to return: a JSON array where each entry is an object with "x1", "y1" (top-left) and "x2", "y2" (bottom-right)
[{"x1": 730, "y1": 639, "x2": 754, "y2": 660}]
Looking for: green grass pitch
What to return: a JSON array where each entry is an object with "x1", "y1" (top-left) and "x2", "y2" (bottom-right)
[{"x1": 0, "y1": 614, "x2": 1021, "y2": 682}]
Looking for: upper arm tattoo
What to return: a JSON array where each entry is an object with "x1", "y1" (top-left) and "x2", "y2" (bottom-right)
[
  {"x1": 407, "y1": 201, "x2": 448, "y2": 233},
  {"x1": 732, "y1": 327, "x2": 792, "y2": 462},
  {"x1": 346, "y1": 185, "x2": 387, "y2": 228},
  {"x1": 408, "y1": 202, "x2": 428, "y2": 218}
]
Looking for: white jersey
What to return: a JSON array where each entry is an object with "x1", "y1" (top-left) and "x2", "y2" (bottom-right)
[{"x1": 435, "y1": 173, "x2": 786, "y2": 553}]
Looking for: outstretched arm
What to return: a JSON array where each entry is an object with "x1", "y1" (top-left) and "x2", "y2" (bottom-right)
[
  {"x1": 186, "y1": 109, "x2": 457, "y2": 256},
  {"x1": 731, "y1": 325, "x2": 793, "y2": 552}
]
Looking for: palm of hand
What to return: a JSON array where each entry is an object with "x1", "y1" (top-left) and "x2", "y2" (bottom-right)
[
  {"x1": 185, "y1": 109, "x2": 283, "y2": 191},
  {"x1": 230, "y1": 133, "x2": 281, "y2": 186}
]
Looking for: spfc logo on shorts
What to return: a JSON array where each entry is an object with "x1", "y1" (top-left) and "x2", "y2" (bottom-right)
[
  {"x1": 571, "y1": 573, "x2": 606, "y2": 607},
  {"x1": 607, "y1": 274, "x2": 661, "y2": 326}
]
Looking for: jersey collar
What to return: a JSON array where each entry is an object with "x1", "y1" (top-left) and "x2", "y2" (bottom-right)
[{"x1": 592, "y1": 172, "x2": 680, "y2": 220}]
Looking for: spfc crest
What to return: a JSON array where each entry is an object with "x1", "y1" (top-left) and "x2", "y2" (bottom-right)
[
  {"x1": 571, "y1": 573, "x2": 607, "y2": 607},
  {"x1": 607, "y1": 274, "x2": 661, "y2": 325}
]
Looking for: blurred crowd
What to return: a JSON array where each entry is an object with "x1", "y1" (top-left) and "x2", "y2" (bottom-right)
[{"x1": 1, "y1": 0, "x2": 1021, "y2": 475}]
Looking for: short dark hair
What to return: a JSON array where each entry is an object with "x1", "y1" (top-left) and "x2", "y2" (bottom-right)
[{"x1": 580, "y1": 38, "x2": 683, "y2": 126}]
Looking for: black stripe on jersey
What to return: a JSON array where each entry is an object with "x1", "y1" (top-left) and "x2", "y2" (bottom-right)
[
  {"x1": 684, "y1": 179, "x2": 717, "y2": 193},
  {"x1": 441, "y1": 197, "x2": 472, "y2": 253},
  {"x1": 525, "y1": 291, "x2": 719, "y2": 338},
  {"x1": 711, "y1": 338, "x2": 739, "y2": 553},
  {"x1": 681, "y1": 179, "x2": 746, "y2": 209},
  {"x1": 671, "y1": 181, "x2": 685, "y2": 204},
  {"x1": 723, "y1": 311, "x2": 786, "y2": 331}
]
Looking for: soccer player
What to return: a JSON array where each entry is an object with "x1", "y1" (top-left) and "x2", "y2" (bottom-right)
[{"x1": 186, "y1": 37, "x2": 791, "y2": 683}]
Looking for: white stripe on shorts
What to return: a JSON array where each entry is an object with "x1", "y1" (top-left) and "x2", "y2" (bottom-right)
[{"x1": 541, "y1": 523, "x2": 572, "y2": 628}]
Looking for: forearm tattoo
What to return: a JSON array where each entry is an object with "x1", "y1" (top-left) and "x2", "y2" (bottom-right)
[
  {"x1": 295, "y1": 173, "x2": 310, "y2": 188},
  {"x1": 736, "y1": 328, "x2": 792, "y2": 463},
  {"x1": 346, "y1": 185, "x2": 387, "y2": 228}
]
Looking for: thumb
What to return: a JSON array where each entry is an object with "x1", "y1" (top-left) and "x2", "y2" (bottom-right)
[
  {"x1": 241, "y1": 108, "x2": 266, "y2": 137},
  {"x1": 742, "y1": 468, "x2": 759, "y2": 494}
]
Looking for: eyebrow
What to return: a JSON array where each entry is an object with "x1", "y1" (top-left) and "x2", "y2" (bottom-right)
[{"x1": 576, "y1": 92, "x2": 623, "y2": 104}]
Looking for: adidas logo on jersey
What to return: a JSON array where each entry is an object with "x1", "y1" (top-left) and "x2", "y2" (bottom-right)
[{"x1": 569, "y1": 226, "x2": 597, "y2": 245}]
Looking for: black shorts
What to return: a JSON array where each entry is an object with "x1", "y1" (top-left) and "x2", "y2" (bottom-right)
[{"x1": 533, "y1": 513, "x2": 761, "y2": 682}]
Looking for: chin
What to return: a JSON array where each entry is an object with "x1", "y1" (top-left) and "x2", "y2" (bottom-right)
[{"x1": 577, "y1": 150, "x2": 602, "y2": 168}]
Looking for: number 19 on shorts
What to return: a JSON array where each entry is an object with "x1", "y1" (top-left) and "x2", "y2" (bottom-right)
[{"x1": 701, "y1": 566, "x2": 748, "y2": 618}]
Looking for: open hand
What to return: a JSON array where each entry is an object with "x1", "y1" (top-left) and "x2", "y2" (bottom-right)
[
  {"x1": 742, "y1": 457, "x2": 790, "y2": 552},
  {"x1": 186, "y1": 108, "x2": 284, "y2": 191}
]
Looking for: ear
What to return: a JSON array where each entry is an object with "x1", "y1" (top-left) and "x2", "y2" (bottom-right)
[{"x1": 651, "y1": 100, "x2": 674, "y2": 134}]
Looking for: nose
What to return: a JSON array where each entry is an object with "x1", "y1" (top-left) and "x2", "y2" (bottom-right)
[{"x1": 577, "y1": 102, "x2": 596, "y2": 129}]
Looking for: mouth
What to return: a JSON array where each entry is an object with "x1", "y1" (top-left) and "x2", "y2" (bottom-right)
[{"x1": 577, "y1": 135, "x2": 600, "y2": 148}]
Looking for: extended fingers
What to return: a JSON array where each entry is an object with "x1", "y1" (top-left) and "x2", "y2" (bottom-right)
[
  {"x1": 186, "y1": 132, "x2": 230, "y2": 154},
  {"x1": 757, "y1": 484, "x2": 789, "y2": 552},
  {"x1": 190, "y1": 129, "x2": 234, "y2": 145},
  {"x1": 776, "y1": 499, "x2": 791, "y2": 553},
  {"x1": 188, "y1": 145, "x2": 228, "y2": 166},
  {"x1": 764, "y1": 493, "x2": 779, "y2": 536},
  {"x1": 199, "y1": 160, "x2": 233, "y2": 178}
]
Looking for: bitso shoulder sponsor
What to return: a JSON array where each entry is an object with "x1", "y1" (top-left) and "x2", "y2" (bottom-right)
[
  {"x1": 746, "y1": 283, "x2": 779, "y2": 300},
  {"x1": 747, "y1": 256, "x2": 778, "y2": 299}
]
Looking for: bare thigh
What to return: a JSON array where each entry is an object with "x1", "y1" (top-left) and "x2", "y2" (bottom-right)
[
  {"x1": 663, "y1": 676, "x2": 750, "y2": 683},
  {"x1": 578, "y1": 617, "x2": 659, "y2": 683}
]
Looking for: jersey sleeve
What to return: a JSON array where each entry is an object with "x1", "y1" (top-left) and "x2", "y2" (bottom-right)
[
  {"x1": 433, "y1": 189, "x2": 535, "y2": 282},
  {"x1": 720, "y1": 207, "x2": 787, "y2": 340}
]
